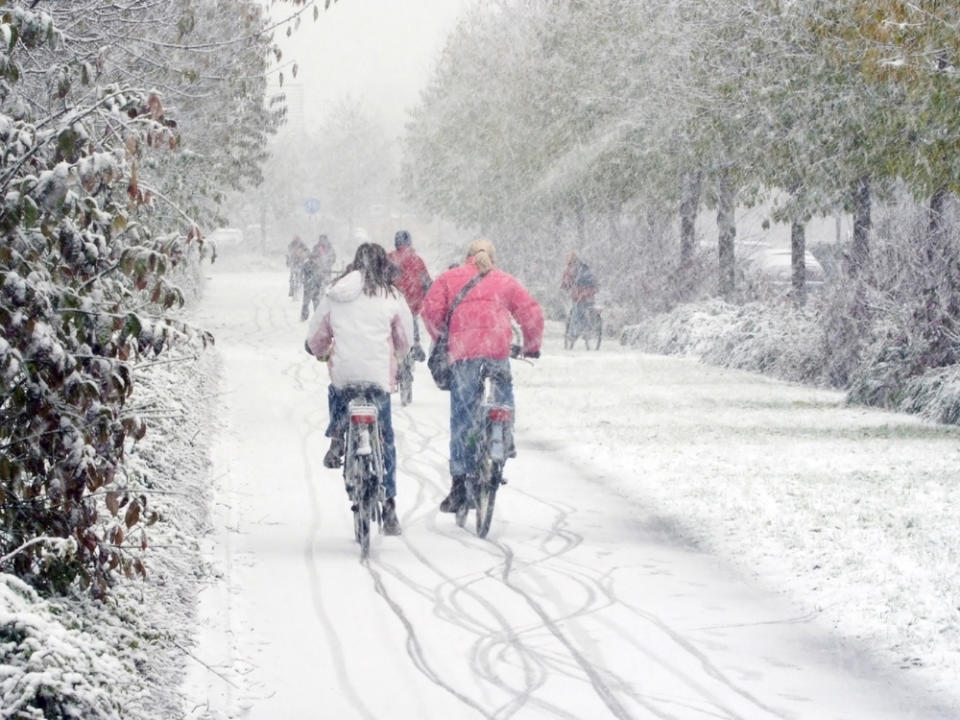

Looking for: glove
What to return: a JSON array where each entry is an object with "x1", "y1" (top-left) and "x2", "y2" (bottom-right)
[
  {"x1": 525, "y1": 350, "x2": 540, "y2": 359},
  {"x1": 304, "y1": 340, "x2": 313, "y2": 356}
]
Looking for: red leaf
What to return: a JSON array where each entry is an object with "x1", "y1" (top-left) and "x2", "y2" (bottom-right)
[{"x1": 124, "y1": 500, "x2": 141, "y2": 528}]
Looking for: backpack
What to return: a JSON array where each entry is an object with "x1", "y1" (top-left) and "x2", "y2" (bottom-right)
[{"x1": 577, "y1": 263, "x2": 595, "y2": 289}]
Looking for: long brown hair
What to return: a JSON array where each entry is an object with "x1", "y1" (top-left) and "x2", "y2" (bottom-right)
[{"x1": 339, "y1": 242, "x2": 398, "y2": 297}]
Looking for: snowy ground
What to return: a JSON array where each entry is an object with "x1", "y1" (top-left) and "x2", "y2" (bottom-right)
[{"x1": 181, "y1": 262, "x2": 960, "y2": 719}]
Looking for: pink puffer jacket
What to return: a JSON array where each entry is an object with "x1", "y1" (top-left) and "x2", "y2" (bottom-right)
[{"x1": 422, "y1": 258, "x2": 543, "y2": 363}]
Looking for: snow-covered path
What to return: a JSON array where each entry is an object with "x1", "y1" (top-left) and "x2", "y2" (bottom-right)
[{"x1": 183, "y1": 266, "x2": 957, "y2": 720}]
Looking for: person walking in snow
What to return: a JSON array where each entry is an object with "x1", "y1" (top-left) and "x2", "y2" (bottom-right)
[
  {"x1": 387, "y1": 229, "x2": 432, "y2": 362},
  {"x1": 305, "y1": 242, "x2": 413, "y2": 535},
  {"x1": 421, "y1": 237, "x2": 543, "y2": 514},
  {"x1": 286, "y1": 235, "x2": 308, "y2": 299}
]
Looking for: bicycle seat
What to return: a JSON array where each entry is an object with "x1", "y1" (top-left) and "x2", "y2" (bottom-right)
[
  {"x1": 478, "y1": 360, "x2": 511, "y2": 384},
  {"x1": 340, "y1": 383, "x2": 384, "y2": 403}
]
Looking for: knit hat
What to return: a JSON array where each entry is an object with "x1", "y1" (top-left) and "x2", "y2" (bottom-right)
[{"x1": 394, "y1": 230, "x2": 411, "y2": 248}]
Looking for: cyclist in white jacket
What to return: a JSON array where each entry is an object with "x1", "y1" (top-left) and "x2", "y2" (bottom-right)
[{"x1": 305, "y1": 243, "x2": 413, "y2": 535}]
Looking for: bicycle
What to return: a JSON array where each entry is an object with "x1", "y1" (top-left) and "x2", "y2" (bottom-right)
[
  {"x1": 340, "y1": 385, "x2": 387, "y2": 559},
  {"x1": 454, "y1": 346, "x2": 528, "y2": 538},
  {"x1": 396, "y1": 351, "x2": 414, "y2": 406},
  {"x1": 564, "y1": 301, "x2": 602, "y2": 350}
]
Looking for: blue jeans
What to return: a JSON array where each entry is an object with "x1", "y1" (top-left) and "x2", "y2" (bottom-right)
[
  {"x1": 449, "y1": 358, "x2": 514, "y2": 477},
  {"x1": 326, "y1": 385, "x2": 397, "y2": 498}
]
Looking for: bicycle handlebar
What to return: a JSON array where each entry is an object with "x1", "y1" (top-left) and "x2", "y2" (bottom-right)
[{"x1": 510, "y1": 344, "x2": 539, "y2": 360}]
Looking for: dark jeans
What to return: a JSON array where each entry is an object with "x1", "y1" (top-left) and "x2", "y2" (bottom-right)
[
  {"x1": 301, "y1": 281, "x2": 321, "y2": 321},
  {"x1": 326, "y1": 385, "x2": 397, "y2": 498},
  {"x1": 448, "y1": 358, "x2": 514, "y2": 477}
]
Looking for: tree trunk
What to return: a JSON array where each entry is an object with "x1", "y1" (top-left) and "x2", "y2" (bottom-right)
[
  {"x1": 791, "y1": 220, "x2": 807, "y2": 308},
  {"x1": 849, "y1": 175, "x2": 871, "y2": 277},
  {"x1": 680, "y1": 170, "x2": 701, "y2": 271},
  {"x1": 259, "y1": 204, "x2": 268, "y2": 254},
  {"x1": 572, "y1": 194, "x2": 587, "y2": 249},
  {"x1": 928, "y1": 185, "x2": 948, "y2": 266},
  {"x1": 717, "y1": 170, "x2": 736, "y2": 300}
]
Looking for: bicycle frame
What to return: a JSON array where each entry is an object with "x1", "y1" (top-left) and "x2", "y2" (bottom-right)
[
  {"x1": 564, "y1": 301, "x2": 602, "y2": 350},
  {"x1": 396, "y1": 352, "x2": 414, "y2": 406}
]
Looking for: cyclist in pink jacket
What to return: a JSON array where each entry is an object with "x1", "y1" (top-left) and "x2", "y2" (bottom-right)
[{"x1": 421, "y1": 237, "x2": 543, "y2": 513}]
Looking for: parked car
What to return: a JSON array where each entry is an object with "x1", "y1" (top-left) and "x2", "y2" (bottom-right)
[
  {"x1": 739, "y1": 240, "x2": 825, "y2": 290},
  {"x1": 208, "y1": 227, "x2": 243, "y2": 248}
]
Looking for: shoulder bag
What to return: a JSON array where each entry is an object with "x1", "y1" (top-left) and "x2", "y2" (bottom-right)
[{"x1": 427, "y1": 273, "x2": 486, "y2": 390}]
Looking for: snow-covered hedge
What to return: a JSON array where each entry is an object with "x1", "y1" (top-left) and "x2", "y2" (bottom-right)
[
  {"x1": 620, "y1": 298, "x2": 827, "y2": 385},
  {"x1": 0, "y1": 573, "x2": 127, "y2": 719},
  {"x1": 0, "y1": 339, "x2": 217, "y2": 719}
]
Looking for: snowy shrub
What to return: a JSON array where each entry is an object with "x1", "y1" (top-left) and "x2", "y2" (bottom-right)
[
  {"x1": 846, "y1": 194, "x2": 960, "y2": 417},
  {"x1": 0, "y1": 573, "x2": 128, "y2": 719},
  {"x1": 899, "y1": 365, "x2": 960, "y2": 425},
  {"x1": 0, "y1": 8, "x2": 203, "y2": 596},
  {"x1": 621, "y1": 298, "x2": 826, "y2": 384}
]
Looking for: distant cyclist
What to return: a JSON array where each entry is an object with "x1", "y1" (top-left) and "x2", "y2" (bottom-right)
[
  {"x1": 300, "y1": 234, "x2": 336, "y2": 321},
  {"x1": 560, "y1": 252, "x2": 597, "y2": 341},
  {"x1": 388, "y1": 229, "x2": 432, "y2": 361},
  {"x1": 422, "y1": 237, "x2": 543, "y2": 513},
  {"x1": 305, "y1": 243, "x2": 413, "y2": 535},
  {"x1": 286, "y1": 235, "x2": 308, "y2": 298}
]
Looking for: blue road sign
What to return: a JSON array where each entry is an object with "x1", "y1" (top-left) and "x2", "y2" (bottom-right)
[{"x1": 303, "y1": 197, "x2": 321, "y2": 215}]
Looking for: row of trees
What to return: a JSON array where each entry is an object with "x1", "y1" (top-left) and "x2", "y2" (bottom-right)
[
  {"x1": 0, "y1": 0, "x2": 308, "y2": 595},
  {"x1": 402, "y1": 0, "x2": 959, "y2": 311}
]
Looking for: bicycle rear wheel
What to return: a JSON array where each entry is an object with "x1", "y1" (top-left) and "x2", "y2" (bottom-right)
[
  {"x1": 455, "y1": 476, "x2": 475, "y2": 528},
  {"x1": 584, "y1": 311, "x2": 602, "y2": 350},
  {"x1": 355, "y1": 506, "x2": 370, "y2": 558},
  {"x1": 475, "y1": 479, "x2": 498, "y2": 538},
  {"x1": 563, "y1": 314, "x2": 575, "y2": 349},
  {"x1": 395, "y1": 355, "x2": 412, "y2": 406}
]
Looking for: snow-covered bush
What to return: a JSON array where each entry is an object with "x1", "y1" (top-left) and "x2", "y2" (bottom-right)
[
  {"x1": 844, "y1": 194, "x2": 960, "y2": 416},
  {"x1": 0, "y1": 573, "x2": 129, "y2": 719},
  {"x1": 899, "y1": 365, "x2": 960, "y2": 425},
  {"x1": 0, "y1": 1, "x2": 281, "y2": 596},
  {"x1": 0, "y1": 7, "x2": 201, "y2": 596},
  {"x1": 621, "y1": 298, "x2": 827, "y2": 384}
]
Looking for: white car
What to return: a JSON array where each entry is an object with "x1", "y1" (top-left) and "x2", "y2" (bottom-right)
[
  {"x1": 739, "y1": 240, "x2": 825, "y2": 289},
  {"x1": 208, "y1": 227, "x2": 243, "y2": 248}
]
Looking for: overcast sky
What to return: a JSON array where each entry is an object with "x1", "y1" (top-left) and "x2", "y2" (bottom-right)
[{"x1": 272, "y1": 0, "x2": 471, "y2": 137}]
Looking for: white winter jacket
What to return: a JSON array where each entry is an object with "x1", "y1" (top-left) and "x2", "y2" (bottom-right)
[{"x1": 305, "y1": 271, "x2": 413, "y2": 392}]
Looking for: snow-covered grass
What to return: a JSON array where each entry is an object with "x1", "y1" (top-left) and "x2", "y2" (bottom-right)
[
  {"x1": 621, "y1": 296, "x2": 960, "y2": 428},
  {"x1": 614, "y1": 302, "x2": 960, "y2": 699}
]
